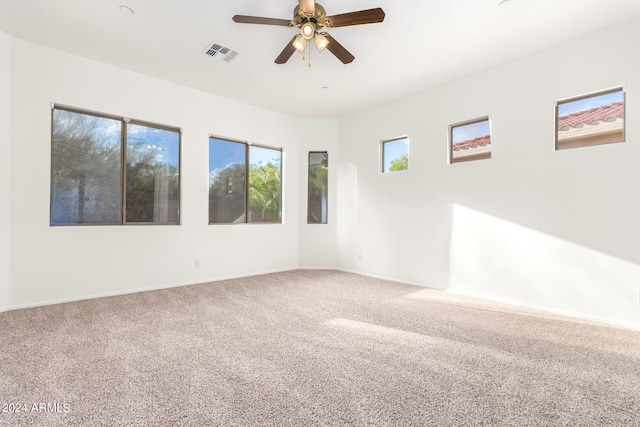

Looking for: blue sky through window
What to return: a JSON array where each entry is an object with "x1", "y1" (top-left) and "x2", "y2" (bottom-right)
[
  {"x1": 383, "y1": 138, "x2": 408, "y2": 172},
  {"x1": 451, "y1": 120, "x2": 490, "y2": 144},
  {"x1": 209, "y1": 137, "x2": 281, "y2": 174},
  {"x1": 452, "y1": 119, "x2": 490, "y2": 144},
  {"x1": 558, "y1": 90, "x2": 623, "y2": 116},
  {"x1": 209, "y1": 137, "x2": 244, "y2": 172},
  {"x1": 250, "y1": 145, "x2": 281, "y2": 168},
  {"x1": 127, "y1": 124, "x2": 180, "y2": 169}
]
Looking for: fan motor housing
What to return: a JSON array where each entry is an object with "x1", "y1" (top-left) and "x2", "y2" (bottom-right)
[{"x1": 293, "y1": 3, "x2": 327, "y2": 29}]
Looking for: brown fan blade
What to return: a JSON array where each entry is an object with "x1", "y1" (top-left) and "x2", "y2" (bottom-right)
[
  {"x1": 275, "y1": 36, "x2": 298, "y2": 64},
  {"x1": 232, "y1": 15, "x2": 292, "y2": 26},
  {"x1": 326, "y1": 8, "x2": 385, "y2": 28},
  {"x1": 298, "y1": 0, "x2": 316, "y2": 14},
  {"x1": 324, "y1": 34, "x2": 354, "y2": 64}
]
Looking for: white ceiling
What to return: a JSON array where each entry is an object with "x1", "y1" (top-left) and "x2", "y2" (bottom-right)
[{"x1": 1, "y1": 0, "x2": 640, "y2": 118}]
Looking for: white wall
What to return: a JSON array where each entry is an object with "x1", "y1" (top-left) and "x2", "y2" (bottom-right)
[
  {"x1": 336, "y1": 17, "x2": 640, "y2": 329},
  {"x1": 298, "y1": 119, "x2": 338, "y2": 269},
  {"x1": 5, "y1": 17, "x2": 640, "y2": 330},
  {"x1": 7, "y1": 38, "x2": 308, "y2": 309},
  {"x1": 0, "y1": 31, "x2": 10, "y2": 311}
]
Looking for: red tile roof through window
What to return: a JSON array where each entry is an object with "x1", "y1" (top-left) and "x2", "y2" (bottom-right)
[
  {"x1": 558, "y1": 101, "x2": 624, "y2": 129},
  {"x1": 452, "y1": 134, "x2": 491, "y2": 151}
]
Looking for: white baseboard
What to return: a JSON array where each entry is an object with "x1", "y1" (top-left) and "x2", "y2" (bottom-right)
[
  {"x1": 3, "y1": 267, "x2": 638, "y2": 332},
  {"x1": 1, "y1": 267, "x2": 299, "y2": 313},
  {"x1": 336, "y1": 267, "x2": 432, "y2": 288},
  {"x1": 297, "y1": 266, "x2": 339, "y2": 271},
  {"x1": 336, "y1": 267, "x2": 640, "y2": 332}
]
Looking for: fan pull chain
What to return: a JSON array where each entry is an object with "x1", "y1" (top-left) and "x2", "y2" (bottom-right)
[{"x1": 308, "y1": 41, "x2": 311, "y2": 68}]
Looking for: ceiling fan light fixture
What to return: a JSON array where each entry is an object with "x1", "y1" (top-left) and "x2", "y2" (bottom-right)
[
  {"x1": 293, "y1": 35, "x2": 307, "y2": 52},
  {"x1": 233, "y1": 3, "x2": 386, "y2": 65},
  {"x1": 300, "y1": 21, "x2": 316, "y2": 40},
  {"x1": 315, "y1": 33, "x2": 329, "y2": 51}
]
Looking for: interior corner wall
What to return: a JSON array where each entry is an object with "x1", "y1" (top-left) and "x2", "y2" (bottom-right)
[
  {"x1": 297, "y1": 119, "x2": 338, "y2": 269},
  {"x1": 7, "y1": 38, "x2": 306, "y2": 309},
  {"x1": 0, "y1": 31, "x2": 10, "y2": 311},
  {"x1": 336, "y1": 17, "x2": 640, "y2": 329}
]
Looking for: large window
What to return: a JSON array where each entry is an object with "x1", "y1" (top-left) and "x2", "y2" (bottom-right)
[
  {"x1": 209, "y1": 137, "x2": 282, "y2": 224},
  {"x1": 381, "y1": 137, "x2": 409, "y2": 173},
  {"x1": 555, "y1": 87, "x2": 625, "y2": 150},
  {"x1": 308, "y1": 152, "x2": 328, "y2": 224},
  {"x1": 449, "y1": 117, "x2": 491, "y2": 163},
  {"x1": 51, "y1": 106, "x2": 180, "y2": 225}
]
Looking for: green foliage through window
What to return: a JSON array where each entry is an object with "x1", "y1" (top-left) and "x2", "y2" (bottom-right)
[
  {"x1": 51, "y1": 106, "x2": 180, "y2": 225},
  {"x1": 308, "y1": 152, "x2": 328, "y2": 224},
  {"x1": 209, "y1": 138, "x2": 282, "y2": 224},
  {"x1": 382, "y1": 138, "x2": 409, "y2": 173},
  {"x1": 389, "y1": 155, "x2": 408, "y2": 172}
]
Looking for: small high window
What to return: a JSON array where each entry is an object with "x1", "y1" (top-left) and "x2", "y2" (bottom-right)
[
  {"x1": 555, "y1": 88, "x2": 625, "y2": 150},
  {"x1": 449, "y1": 117, "x2": 491, "y2": 164},
  {"x1": 381, "y1": 137, "x2": 409, "y2": 173},
  {"x1": 209, "y1": 136, "x2": 282, "y2": 224},
  {"x1": 308, "y1": 152, "x2": 328, "y2": 224}
]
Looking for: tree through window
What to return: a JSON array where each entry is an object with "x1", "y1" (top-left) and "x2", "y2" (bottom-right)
[
  {"x1": 51, "y1": 106, "x2": 181, "y2": 225},
  {"x1": 209, "y1": 137, "x2": 282, "y2": 224},
  {"x1": 308, "y1": 152, "x2": 328, "y2": 224},
  {"x1": 381, "y1": 137, "x2": 409, "y2": 173}
]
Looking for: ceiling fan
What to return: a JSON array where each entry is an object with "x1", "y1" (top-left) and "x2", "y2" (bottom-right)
[{"x1": 233, "y1": 0, "x2": 385, "y2": 65}]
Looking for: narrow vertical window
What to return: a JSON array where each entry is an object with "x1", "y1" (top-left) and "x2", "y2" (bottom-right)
[
  {"x1": 450, "y1": 117, "x2": 491, "y2": 163},
  {"x1": 381, "y1": 137, "x2": 409, "y2": 173},
  {"x1": 308, "y1": 152, "x2": 328, "y2": 224},
  {"x1": 248, "y1": 146, "x2": 282, "y2": 223},
  {"x1": 209, "y1": 137, "x2": 282, "y2": 224},
  {"x1": 555, "y1": 88, "x2": 625, "y2": 150},
  {"x1": 125, "y1": 123, "x2": 180, "y2": 224},
  {"x1": 209, "y1": 137, "x2": 247, "y2": 223}
]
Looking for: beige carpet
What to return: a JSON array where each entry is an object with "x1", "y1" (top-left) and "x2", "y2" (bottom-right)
[{"x1": 1, "y1": 270, "x2": 639, "y2": 426}]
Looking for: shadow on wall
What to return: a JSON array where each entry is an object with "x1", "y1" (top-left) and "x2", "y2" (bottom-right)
[
  {"x1": 337, "y1": 163, "x2": 359, "y2": 251},
  {"x1": 448, "y1": 204, "x2": 640, "y2": 329}
]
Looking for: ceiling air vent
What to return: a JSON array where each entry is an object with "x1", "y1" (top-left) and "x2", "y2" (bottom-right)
[{"x1": 204, "y1": 42, "x2": 239, "y2": 63}]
